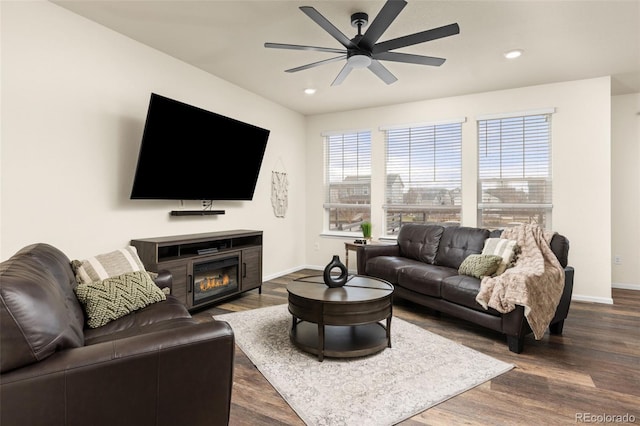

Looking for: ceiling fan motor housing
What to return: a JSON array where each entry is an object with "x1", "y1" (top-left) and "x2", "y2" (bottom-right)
[{"x1": 351, "y1": 12, "x2": 369, "y2": 29}]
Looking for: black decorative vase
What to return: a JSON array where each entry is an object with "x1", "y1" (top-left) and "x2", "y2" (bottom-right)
[{"x1": 323, "y1": 255, "x2": 348, "y2": 288}]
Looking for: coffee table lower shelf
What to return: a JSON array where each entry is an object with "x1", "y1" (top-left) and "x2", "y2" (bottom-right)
[{"x1": 290, "y1": 320, "x2": 389, "y2": 360}]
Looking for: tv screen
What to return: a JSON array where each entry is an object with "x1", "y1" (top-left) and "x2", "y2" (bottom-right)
[{"x1": 130, "y1": 93, "x2": 270, "y2": 200}]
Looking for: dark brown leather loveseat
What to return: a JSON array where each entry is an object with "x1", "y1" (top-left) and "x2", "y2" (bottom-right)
[
  {"x1": 0, "y1": 243, "x2": 234, "y2": 426},
  {"x1": 356, "y1": 224, "x2": 574, "y2": 353}
]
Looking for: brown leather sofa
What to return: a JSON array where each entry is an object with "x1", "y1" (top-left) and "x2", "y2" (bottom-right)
[
  {"x1": 0, "y1": 243, "x2": 235, "y2": 426},
  {"x1": 357, "y1": 224, "x2": 574, "y2": 353}
]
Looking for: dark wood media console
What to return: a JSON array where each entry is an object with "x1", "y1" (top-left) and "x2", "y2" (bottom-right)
[{"x1": 131, "y1": 230, "x2": 262, "y2": 311}]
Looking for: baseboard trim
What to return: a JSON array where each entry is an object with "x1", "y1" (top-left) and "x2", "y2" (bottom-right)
[
  {"x1": 263, "y1": 266, "x2": 305, "y2": 282},
  {"x1": 305, "y1": 265, "x2": 324, "y2": 272},
  {"x1": 263, "y1": 265, "x2": 324, "y2": 282},
  {"x1": 612, "y1": 282, "x2": 640, "y2": 291},
  {"x1": 571, "y1": 294, "x2": 614, "y2": 304}
]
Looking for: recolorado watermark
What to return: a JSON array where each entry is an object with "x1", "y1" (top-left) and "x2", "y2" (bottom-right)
[{"x1": 575, "y1": 413, "x2": 636, "y2": 423}]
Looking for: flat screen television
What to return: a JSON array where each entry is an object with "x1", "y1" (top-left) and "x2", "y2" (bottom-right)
[{"x1": 130, "y1": 93, "x2": 270, "y2": 201}]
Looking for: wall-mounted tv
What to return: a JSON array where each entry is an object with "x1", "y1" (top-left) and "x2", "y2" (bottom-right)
[{"x1": 130, "y1": 93, "x2": 270, "y2": 201}]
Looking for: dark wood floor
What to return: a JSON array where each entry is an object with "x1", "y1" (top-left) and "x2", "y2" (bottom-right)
[{"x1": 193, "y1": 269, "x2": 640, "y2": 425}]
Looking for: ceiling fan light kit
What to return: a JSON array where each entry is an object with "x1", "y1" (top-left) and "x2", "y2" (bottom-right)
[
  {"x1": 265, "y1": 0, "x2": 460, "y2": 86},
  {"x1": 347, "y1": 53, "x2": 372, "y2": 69}
]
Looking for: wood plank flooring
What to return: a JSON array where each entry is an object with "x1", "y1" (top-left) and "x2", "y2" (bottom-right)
[{"x1": 193, "y1": 269, "x2": 640, "y2": 425}]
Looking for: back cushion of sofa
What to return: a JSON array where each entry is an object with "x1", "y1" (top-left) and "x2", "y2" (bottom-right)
[
  {"x1": 0, "y1": 244, "x2": 85, "y2": 373},
  {"x1": 397, "y1": 224, "x2": 444, "y2": 264},
  {"x1": 435, "y1": 226, "x2": 490, "y2": 269}
]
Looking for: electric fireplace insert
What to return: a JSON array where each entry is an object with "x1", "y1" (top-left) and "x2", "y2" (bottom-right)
[{"x1": 192, "y1": 255, "x2": 239, "y2": 307}]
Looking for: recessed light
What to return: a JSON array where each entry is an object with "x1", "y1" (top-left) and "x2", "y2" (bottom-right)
[
  {"x1": 504, "y1": 49, "x2": 523, "y2": 59},
  {"x1": 304, "y1": 88, "x2": 316, "y2": 95}
]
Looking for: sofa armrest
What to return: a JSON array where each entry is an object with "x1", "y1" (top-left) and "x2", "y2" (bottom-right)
[
  {"x1": 1, "y1": 320, "x2": 234, "y2": 426},
  {"x1": 356, "y1": 244, "x2": 400, "y2": 274},
  {"x1": 153, "y1": 269, "x2": 173, "y2": 294}
]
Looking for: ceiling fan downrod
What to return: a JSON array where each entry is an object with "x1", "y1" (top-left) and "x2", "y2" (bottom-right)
[{"x1": 351, "y1": 12, "x2": 369, "y2": 36}]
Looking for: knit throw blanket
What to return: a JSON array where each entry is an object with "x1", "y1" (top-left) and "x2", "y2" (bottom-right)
[{"x1": 475, "y1": 224, "x2": 565, "y2": 340}]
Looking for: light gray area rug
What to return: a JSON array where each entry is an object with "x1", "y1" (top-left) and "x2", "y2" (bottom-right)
[{"x1": 214, "y1": 304, "x2": 514, "y2": 426}]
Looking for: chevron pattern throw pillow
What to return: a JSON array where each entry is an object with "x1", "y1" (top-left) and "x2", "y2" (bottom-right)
[{"x1": 74, "y1": 271, "x2": 166, "y2": 328}]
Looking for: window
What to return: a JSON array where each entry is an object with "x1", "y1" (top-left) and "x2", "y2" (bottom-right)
[
  {"x1": 323, "y1": 131, "x2": 371, "y2": 234},
  {"x1": 383, "y1": 120, "x2": 463, "y2": 236},
  {"x1": 477, "y1": 110, "x2": 553, "y2": 229}
]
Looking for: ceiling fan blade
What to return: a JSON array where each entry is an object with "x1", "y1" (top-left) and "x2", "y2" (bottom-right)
[
  {"x1": 265, "y1": 42, "x2": 347, "y2": 55},
  {"x1": 358, "y1": 0, "x2": 407, "y2": 51},
  {"x1": 372, "y1": 23, "x2": 460, "y2": 54},
  {"x1": 373, "y1": 51, "x2": 446, "y2": 66},
  {"x1": 331, "y1": 63, "x2": 354, "y2": 86},
  {"x1": 368, "y1": 60, "x2": 398, "y2": 85},
  {"x1": 299, "y1": 6, "x2": 357, "y2": 49},
  {"x1": 285, "y1": 55, "x2": 347, "y2": 73}
]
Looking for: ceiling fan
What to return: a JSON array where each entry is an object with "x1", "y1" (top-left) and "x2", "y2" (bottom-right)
[{"x1": 264, "y1": 0, "x2": 460, "y2": 86}]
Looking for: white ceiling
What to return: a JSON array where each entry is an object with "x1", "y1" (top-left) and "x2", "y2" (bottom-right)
[{"x1": 53, "y1": 0, "x2": 640, "y2": 116}]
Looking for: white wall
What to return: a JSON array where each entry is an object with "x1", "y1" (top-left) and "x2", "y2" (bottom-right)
[
  {"x1": 611, "y1": 94, "x2": 640, "y2": 289},
  {"x1": 0, "y1": 1, "x2": 307, "y2": 280},
  {"x1": 305, "y1": 77, "x2": 613, "y2": 303},
  {"x1": 2, "y1": 2, "x2": 632, "y2": 303}
]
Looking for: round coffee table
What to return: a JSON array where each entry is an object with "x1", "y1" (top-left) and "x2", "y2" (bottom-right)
[{"x1": 287, "y1": 274, "x2": 394, "y2": 361}]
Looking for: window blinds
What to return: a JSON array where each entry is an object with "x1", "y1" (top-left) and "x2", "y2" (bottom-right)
[
  {"x1": 383, "y1": 121, "x2": 462, "y2": 233},
  {"x1": 323, "y1": 131, "x2": 372, "y2": 232},
  {"x1": 477, "y1": 113, "x2": 553, "y2": 228},
  {"x1": 385, "y1": 122, "x2": 462, "y2": 207}
]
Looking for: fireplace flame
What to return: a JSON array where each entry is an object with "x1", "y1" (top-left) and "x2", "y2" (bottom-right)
[{"x1": 199, "y1": 274, "x2": 230, "y2": 291}]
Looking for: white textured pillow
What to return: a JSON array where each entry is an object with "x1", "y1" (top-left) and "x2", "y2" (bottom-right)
[
  {"x1": 72, "y1": 246, "x2": 146, "y2": 285},
  {"x1": 482, "y1": 238, "x2": 518, "y2": 275}
]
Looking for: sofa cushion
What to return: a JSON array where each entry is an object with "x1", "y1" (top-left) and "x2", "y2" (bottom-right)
[
  {"x1": 84, "y1": 295, "x2": 191, "y2": 344},
  {"x1": 397, "y1": 224, "x2": 444, "y2": 264},
  {"x1": 458, "y1": 254, "x2": 503, "y2": 279},
  {"x1": 0, "y1": 244, "x2": 85, "y2": 373},
  {"x1": 74, "y1": 271, "x2": 166, "y2": 328},
  {"x1": 364, "y1": 256, "x2": 417, "y2": 284},
  {"x1": 72, "y1": 246, "x2": 147, "y2": 285},
  {"x1": 397, "y1": 264, "x2": 458, "y2": 297},
  {"x1": 84, "y1": 295, "x2": 194, "y2": 345},
  {"x1": 434, "y1": 226, "x2": 490, "y2": 269},
  {"x1": 490, "y1": 229, "x2": 504, "y2": 238},
  {"x1": 441, "y1": 275, "x2": 501, "y2": 315}
]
